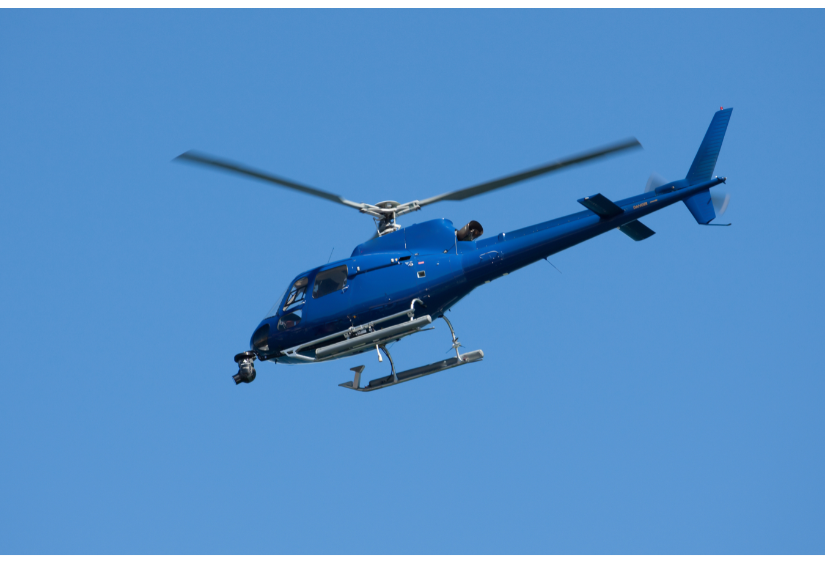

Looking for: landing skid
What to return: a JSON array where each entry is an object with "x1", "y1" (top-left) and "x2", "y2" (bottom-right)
[{"x1": 338, "y1": 315, "x2": 483, "y2": 392}]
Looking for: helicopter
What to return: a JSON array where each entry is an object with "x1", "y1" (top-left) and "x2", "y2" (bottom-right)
[{"x1": 176, "y1": 108, "x2": 733, "y2": 391}]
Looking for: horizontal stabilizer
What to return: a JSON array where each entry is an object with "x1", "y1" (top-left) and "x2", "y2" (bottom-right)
[
  {"x1": 578, "y1": 193, "x2": 624, "y2": 218},
  {"x1": 619, "y1": 220, "x2": 655, "y2": 241}
]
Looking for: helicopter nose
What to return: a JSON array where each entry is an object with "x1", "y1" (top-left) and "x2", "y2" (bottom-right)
[{"x1": 252, "y1": 323, "x2": 270, "y2": 352}]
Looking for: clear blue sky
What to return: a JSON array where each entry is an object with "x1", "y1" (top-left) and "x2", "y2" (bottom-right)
[{"x1": 1, "y1": 10, "x2": 823, "y2": 554}]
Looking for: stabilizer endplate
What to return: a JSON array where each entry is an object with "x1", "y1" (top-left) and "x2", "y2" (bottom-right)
[{"x1": 578, "y1": 193, "x2": 625, "y2": 219}]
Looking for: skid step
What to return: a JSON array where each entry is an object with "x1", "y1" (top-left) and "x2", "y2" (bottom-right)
[{"x1": 339, "y1": 350, "x2": 484, "y2": 392}]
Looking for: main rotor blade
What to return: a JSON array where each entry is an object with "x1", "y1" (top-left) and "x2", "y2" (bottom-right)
[
  {"x1": 417, "y1": 138, "x2": 642, "y2": 207},
  {"x1": 174, "y1": 150, "x2": 364, "y2": 210}
]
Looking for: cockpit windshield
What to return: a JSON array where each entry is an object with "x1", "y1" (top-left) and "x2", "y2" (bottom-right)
[
  {"x1": 264, "y1": 290, "x2": 286, "y2": 319},
  {"x1": 264, "y1": 276, "x2": 309, "y2": 319},
  {"x1": 284, "y1": 277, "x2": 309, "y2": 309}
]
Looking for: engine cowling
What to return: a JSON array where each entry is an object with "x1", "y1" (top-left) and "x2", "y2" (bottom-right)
[{"x1": 456, "y1": 220, "x2": 483, "y2": 242}]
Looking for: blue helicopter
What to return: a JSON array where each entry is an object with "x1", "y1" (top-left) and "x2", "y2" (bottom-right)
[{"x1": 176, "y1": 108, "x2": 733, "y2": 391}]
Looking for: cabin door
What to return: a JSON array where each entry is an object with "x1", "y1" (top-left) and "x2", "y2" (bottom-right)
[{"x1": 303, "y1": 263, "x2": 353, "y2": 328}]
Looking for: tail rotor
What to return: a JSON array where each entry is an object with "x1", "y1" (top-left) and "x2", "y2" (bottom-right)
[
  {"x1": 711, "y1": 191, "x2": 731, "y2": 216},
  {"x1": 647, "y1": 171, "x2": 731, "y2": 224},
  {"x1": 644, "y1": 172, "x2": 668, "y2": 193}
]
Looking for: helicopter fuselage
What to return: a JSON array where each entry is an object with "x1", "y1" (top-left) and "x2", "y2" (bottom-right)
[{"x1": 253, "y1": 175, "x2": 726, "y2": 364}]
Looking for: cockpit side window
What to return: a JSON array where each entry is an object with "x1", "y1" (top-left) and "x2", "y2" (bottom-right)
[
  {"x1": 312, "y1": 265, "x2": 348, "y2": 299},
  {"x1": 283, "y1": 277, "x2": 309, "y2": 311}
]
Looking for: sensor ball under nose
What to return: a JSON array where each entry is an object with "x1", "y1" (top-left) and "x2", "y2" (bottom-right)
[{"x1": 232, "y1": 351, "x2": 257, "y2": 385}]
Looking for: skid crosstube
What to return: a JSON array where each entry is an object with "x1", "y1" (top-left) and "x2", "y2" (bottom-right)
[{"x1": 339, "y1": 350, "x2": 484, "y2": 392}]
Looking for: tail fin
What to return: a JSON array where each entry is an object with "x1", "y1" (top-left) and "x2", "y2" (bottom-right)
[
  {"x1": 683, "y1": 108, "x2": 733, "y2": 224},
  {"x1": 686, "y1": 108, "x2": 732, "y2": 185},
  {"x1": 684, "y1": 189, "x2": 716, "y2": 225}
]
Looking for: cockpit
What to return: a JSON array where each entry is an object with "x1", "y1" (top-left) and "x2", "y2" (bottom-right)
[
  {"x1": 266, "y1": 275, "x2": 308, "y2": 331},
  {"x1": 263, "y1": 263, "x2": 350, "y2": 333},
  {"x1": 252, "y1": 261, "x2": 358, "y2": 362},
  {"x1": 284, "y1": 276, "x2": 309, "y2": 309}
]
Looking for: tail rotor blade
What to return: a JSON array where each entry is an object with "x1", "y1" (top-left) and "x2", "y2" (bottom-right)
[
  {"x1": 644, "y1": 172, "x2": 668, "y2": 193},
  {"x1": 711, "y1": 192, "x2": 731, "y2": 216}
]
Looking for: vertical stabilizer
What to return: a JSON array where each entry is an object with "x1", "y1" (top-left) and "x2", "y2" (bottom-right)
[
  {"x1": 686, "y1": 108, "x2": 733, "y2": 185},
  {"x1": 684, "y1": 189, "x2": 716, "y2": 225}
]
